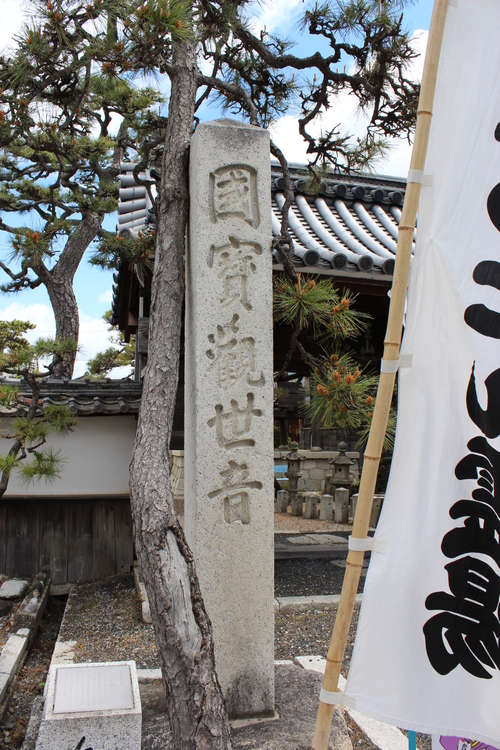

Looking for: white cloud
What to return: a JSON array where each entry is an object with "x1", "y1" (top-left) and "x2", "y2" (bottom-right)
[
  {"x1": 105, "y1": 364, "x2": 134, "y2": 379},
  {"x1": 75, "y1": 314, "x2": 132, "y2": 379},
  {"x1": 0, "y1": 1, "x2": 28, "y2": 54},
  {"x1": 246, "y1": 0, "x2": 304, "y2": 36},
  {"x1": 108, "y1": 112, "x2": 124, "y2": 137},
  {"x1": 0, "y1": 302, "x2": 55, "y2": 340},
  {"x1": 0, "y1": 302, "x2": 132, "y2": 379},
  {"x1": 269, "y1": 30, "x2": 429, "y2": 178},
  {"x1": 407, "y1": 29, "x2": 428, "y2": 81},
  {"x1": 75, "y1": 312, "x2": 133, "y2": 379},
  {"x1": 98, "y1": 289, "x2": 113, "y2": 304},
  {"x1": 90, "y1": 111, "x2": 124, "y2": 139}
]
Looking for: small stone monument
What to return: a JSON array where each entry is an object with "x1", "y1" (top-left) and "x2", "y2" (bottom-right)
[
  {"x1": 351, "y1": 492, "x2": 359, "y2": 519},
  {"x1": 334, "y1": 487, "x2": 350, "y2": 524},
  {"x1": 370, "y1": 494, "x2": 384, "y2": 527},
  {"x1": 351, "y1": 493, "x2": 384, "y2": 527},
  {"x1": 276, "y1": 489, "x2": 289, "y2": 514},
  {"x1": 319, "y1": 493, "x2": 334, "y2": 521},
  {"x1": 35, "y1": 661, "x2": 141, "y2": 750},
  {"x1": 304, "y1": 492, "x2": 319, "y2": 519},
  {"x1": 185, "y1": 119, "x2": 274, "y2": 718}
]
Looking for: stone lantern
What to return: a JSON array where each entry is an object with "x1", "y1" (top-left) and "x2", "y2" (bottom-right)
[
  {"x1": 325, "y1": 441, "x2": 353, "y2": 495},
  {"x1": 286, "y1": 441, "x2": 303, "y2": 516},
  {"x1": 325, "y1": 442, "x2": 353, "y2": 524}
]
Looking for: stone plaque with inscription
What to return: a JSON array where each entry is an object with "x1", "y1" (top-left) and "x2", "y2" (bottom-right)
[
  {"x1": 53, "y1": 664, "x2": 134, "y2": 714},
  {"x1": 35, "y1": 661, "x2": 141, "y2": 750},
  {"x1": 186, "y1": 119, "x2": 274, "y2": 719}
]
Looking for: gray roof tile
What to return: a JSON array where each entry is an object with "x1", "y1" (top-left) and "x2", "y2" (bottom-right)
[{"x1": 0, "y1": 377, "x2": 142, "y2": 416}]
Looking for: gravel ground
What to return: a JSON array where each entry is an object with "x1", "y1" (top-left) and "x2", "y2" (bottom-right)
[
  {"x1": 0, "y1": 596, "x2": 66, "y2": 749},
  {"x1": 275, "y1": 557, "x2": 365, "y2": 597},
  {"x1": 275, "y1": 604, "x2": 359, "y2": 674},
  {"x1": 58, "y1": 568, "x2": 358, "y2": 667},
  {"x1": 0, "y1": 574, "x2": 432, "y2": 750},
  {"x1": 59, "y1": 574, "x2": 159, "y2": 669},
  {"x1": 274, "y1": 509, "x2": 352, "y2": 534},
  {"x1": 58, "y1": 573, "x2": 359, "y2": 671}
]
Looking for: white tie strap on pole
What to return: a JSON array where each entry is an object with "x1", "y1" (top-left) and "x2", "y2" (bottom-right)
[
  {"x1": 348, "y1": 536, "x2": 387, "y2": 554},
  {"x1": 407, "y1": 170, "x2": 434, "y2": 187},
  {"x1": 319, "y1": 688, "x2": 344, "y2": 705},
  {"x1": 380, "y1": 354, "x2": 413, "y2": 374},
  {"x1": 320, "y1": 688, "x2": 357, "y2": 709}
]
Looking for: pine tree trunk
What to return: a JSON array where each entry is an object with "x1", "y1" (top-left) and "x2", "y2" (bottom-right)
[
  {"x1": 129, "y1": 41, "x2": 233, "y2": 750},
  {"x1": 45, "y1": 277, "x2": 80, "y2": 379},
  {"x1": 41, "y1": 212, "x2": 103, "y2": 380}
]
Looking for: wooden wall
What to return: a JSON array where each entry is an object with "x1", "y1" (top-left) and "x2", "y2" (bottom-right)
[{"x1": 0, "y1": 497, "x2": 134, "y2": 585}]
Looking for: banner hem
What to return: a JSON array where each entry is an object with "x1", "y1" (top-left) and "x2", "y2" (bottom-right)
[{"x1": 344, "y1": 701, "x2": 500, "y2": 748}]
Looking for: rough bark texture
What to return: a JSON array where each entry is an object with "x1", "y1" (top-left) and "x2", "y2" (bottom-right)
[
  {"x1": 40, "y1": 213, "x2": 103, "y2": 380},
  {"x1": 128, "y1": 41, "x2": 233, "y2": 750}
]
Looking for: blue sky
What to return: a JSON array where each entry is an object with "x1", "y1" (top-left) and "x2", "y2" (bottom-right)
[{"x1": 0, "y1": 0, "x2": 434, "y2": 377}]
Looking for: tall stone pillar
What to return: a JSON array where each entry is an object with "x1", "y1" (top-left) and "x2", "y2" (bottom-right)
[{"x1": 185, "y1": 119, "x2": 274, "y2": 718}]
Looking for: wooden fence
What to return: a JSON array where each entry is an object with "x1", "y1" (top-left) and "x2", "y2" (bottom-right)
[{"x1": 0, "y1": 497, "x2": 134, "y2": 585}]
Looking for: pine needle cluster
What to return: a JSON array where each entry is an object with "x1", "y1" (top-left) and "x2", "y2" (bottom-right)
[
  {"x1": 86, "y1": 310, "x2": 136, "y2": 378},
  {"x1": 274, "y1": 274, "x2": 368, "y2": 341},
  {"x1": 0, "y1": 0, "x2": 164, "y2": 378},
  {"x1": 0, "y1": 320, "x2": 77, "y2": 497},
  {"x1": 308, "y1": 352, "x2": 377, "y2": 430},
  {"x1": 273, "y1": 273, "x2": 395, "y2": 447}
]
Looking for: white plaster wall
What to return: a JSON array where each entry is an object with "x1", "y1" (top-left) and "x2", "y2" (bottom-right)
[{"x1": 1, "y1": 416, "x2": 136, "y2": 497}]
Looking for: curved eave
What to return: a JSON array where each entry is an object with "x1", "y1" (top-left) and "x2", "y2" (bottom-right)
[
  {"x1": 0, "y1": 378, "x2": 143, "y2": 417},
  {"x1": 113, "y1": 162, "x2": 414, "y2": 329}
]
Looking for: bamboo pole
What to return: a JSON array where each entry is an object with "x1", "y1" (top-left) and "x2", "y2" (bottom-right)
[{"x1": 311, "y1": 1, "x2": 450, "y2": 747}]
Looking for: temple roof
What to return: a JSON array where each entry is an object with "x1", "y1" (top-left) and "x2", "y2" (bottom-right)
[
  {"x1": 0, "y1": 377, "x2": 142, "y2": 416},
  {"x1": 269, "y1": 164, "x2": 413, "y2": 278},
  {"x1": 112, "y1": 162, "x2": 412, "y2": 327}
]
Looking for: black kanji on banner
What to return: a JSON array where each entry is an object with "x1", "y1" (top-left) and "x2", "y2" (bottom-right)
[{"x1": 424, "y1": 123, "x2": 500, "y2": 679}]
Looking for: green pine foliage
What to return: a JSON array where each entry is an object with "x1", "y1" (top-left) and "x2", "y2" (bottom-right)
[
  {"x1": 17, "y1": 448, "x2": 64, "y2": 487},
  {"x1": 86, "y1": 310, "x2": 136, "y2": 378},
  {"x1": 0, "y1": 320, "x2": 34, "y2": 352},
  {"x1": 308, "y1": 352, "x2": 378, "y2": 430},
  {"x1": 42, "y1": 404, "x2": 78, "y2": 433},
  {"x1": 273, "y1": 274, "x2": 396, "y2": 447},
  {"x1": 0, "y1": 0, "x2": 164, "y2": 378},
  {"x1": 273, "y1": 275, "x2": 368, "y2": 340},
  {"x1": 0, "y1": 320, "x2": 77, "y2": 497},
  {"x1": 90, "y1": 229, "x2": 156, "y2": 273}
]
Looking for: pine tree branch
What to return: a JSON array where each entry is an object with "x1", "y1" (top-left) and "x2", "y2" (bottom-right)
[
  {"x1": 196, "y1": 72, "x2": 258, "y2": 125},
  {"x1": 0, "y1": 371, "x2": 41, "y2": 499},
  {"x1": 269, "y1": 140, "x2": 298, "y2": 284},
  {"x1": 53, "y1": 213, "x2": 103, "y2": 282},
  {"x1": 194, "y1": 56, "x2": 220, "y2": 112},
  {"x1": 234, "y1": 21, "x2": 342, "y2": 74},
  {"x1": 275, "y1": 314, "x2": 301, "y2": 382}
]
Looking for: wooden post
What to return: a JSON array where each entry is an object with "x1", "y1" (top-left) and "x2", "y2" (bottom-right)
[{"x1": 311, "y1": 1, "x2": 450, "y2": 747}]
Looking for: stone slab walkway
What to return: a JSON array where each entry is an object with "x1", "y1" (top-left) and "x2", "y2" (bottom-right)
[
  {"x1": 140, "y1": 664, "x2": 351, "y2": 750},
  {"x1": 274, "y1": 530, "x2": 350, "y2": 559}
]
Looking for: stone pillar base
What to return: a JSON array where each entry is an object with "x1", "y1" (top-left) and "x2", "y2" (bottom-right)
[
  {"x1": 334, "y1": 488, "x2": 349, "y2": 524},
  {"x1": 290, "y1": 495, "x2": 303, "y2": 516},
  {"x1": 319, "y1": 494, "x2": 334, "y2": 521},
  {"x1": 304, "y1": 492, "x2": 319, "y2": 519},
  {"x1": 276, "y1": 490, "x2": 288, "y2": 514}
]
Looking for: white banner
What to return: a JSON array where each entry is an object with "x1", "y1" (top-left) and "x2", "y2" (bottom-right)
[{"x1": 343, "y1": 1, "x2": 500, "y2": 744}]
